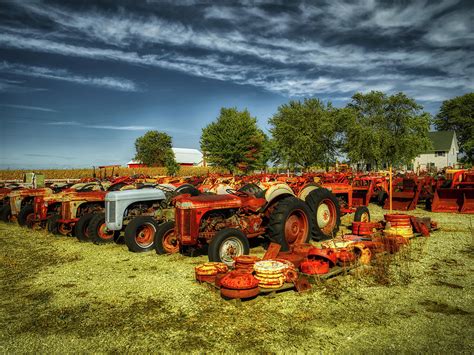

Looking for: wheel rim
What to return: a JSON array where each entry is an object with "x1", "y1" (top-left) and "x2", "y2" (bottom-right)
[
  {"x1": 162, "y1": 229, "x2": 179, "y2": 253},
  {"x1": 317, "y1": 199, "x2": 337, "y2": 235},
  {"x1": 135, "y1": 223, "x2": 156, "y2": 248},
  {"x1": 98, "y1": 222, "x2": 114, "y2": 240},
  {"x1": 284, "y1": 209, "x2": 308, "y2": 245},
  {"x1": 219, "y1": 237, "x2": 244, "y2": 264},
  {"x1": 360, "y1": 212, "x2": 370, "y2": 222}
]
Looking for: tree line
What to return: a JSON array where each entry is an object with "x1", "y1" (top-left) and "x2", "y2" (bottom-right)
[{"x1": 134, "y1": 91, "x2": 474, "y2": 174}]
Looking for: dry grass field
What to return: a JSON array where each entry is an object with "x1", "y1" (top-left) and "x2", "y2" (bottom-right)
[{"x1": 0, "y1": 205, "x2": 473, "y2": 353}]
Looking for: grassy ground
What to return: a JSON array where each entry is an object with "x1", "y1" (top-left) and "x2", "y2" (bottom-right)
[{"x1": 0, "y1": 205, "x2": 473, "y2": 353}]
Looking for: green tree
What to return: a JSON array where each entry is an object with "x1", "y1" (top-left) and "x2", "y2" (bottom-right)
[
  {"x1": 345, "y1": 91, "x2": 431, "y2": 168},
  {"x1": 164, "y1": 150, "x2": 180, "y2": 176},
  {"x1": 434, "y1": 93, "x2": 474, "y2": 163},
  {"x1": 134, "y1": 130, "x2": 176, "y2": 167},
  {"x1": 268, "y1": 98, "x2": 346, "y2": 169},
  {"x1": 200, "y1": 108, "x2": 268, "y2": 173}
]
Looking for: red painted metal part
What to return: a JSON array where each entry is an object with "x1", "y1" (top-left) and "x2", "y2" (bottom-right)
[
  {"x1": 275, "y1": 252, "x2": 305, "y2": 268},
  {"x1": 221, "y1": 286, "x2": 260, "y2": 299},
  {"x1": 352, "y1": 221, "x2": 381, "y2": 236},
  {"x1": 263, "y1": 242, "x2": 282, "y2": 260},
  {"x1": 220, "y1": 270, "x2": 259, "y2": 290},
  {"x1": 307, "y1": 247, "x2": 337, "y2": 267},
  {"x1": 291, "y1": 243, "x2": 314, "y2": 258},
  {"x1": 300, "y1": 260, "x2": 330, "y2": 274},
  {"x1": 384, "y1": 214, "x2": 411, "y2": 227}
]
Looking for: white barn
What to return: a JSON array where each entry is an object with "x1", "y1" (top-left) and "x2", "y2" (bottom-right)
[
  {"x1": 413, "y1": 131, "x2": 459, "y2": 171},
  {"x1": 127, "y1": 148, "x2": 204, "y2": 167}
]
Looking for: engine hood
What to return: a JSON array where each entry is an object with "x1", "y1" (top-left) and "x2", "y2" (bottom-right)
[{"x1": 106, "y1": 188, "x2": 166, "y2": 202}]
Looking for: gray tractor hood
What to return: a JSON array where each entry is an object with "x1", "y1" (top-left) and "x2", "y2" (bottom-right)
[{"x1": 105, "y1": 188, "x2": 168, "y2": 230}]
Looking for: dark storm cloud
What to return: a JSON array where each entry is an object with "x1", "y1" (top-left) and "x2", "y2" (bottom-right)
[{"x1": 0, "y1": 0, "x2": 472, "y2": 101}]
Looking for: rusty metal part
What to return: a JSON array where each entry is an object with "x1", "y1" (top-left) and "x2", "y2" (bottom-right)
[
  {"x1": 336, "y1": 248, "x2": 356, "y2": 265},
  {"x1": 220, "y1": 270, "x2": 259, "y2": 290},
  {"x1": 263, "y1": 242, "x2": 281, "y2": 260},
  {"x1": 307, "y1": 247, "x2": 337, "y2": 267},
  {"x1": 300, "y1": 260, "x2": 330, "y2": 274},
  {"x1": 291, "y1": 243, "x2": 314, "y2": 258},
  {"x1": 195, "y1": 262, "x2": 228, "y2": 276},
  {"x1": 346, "y1": 243, "x2": 372, "y2": 264},
  {"x1": 221, "y1": 286, "x2": 260, "y2": 299},
  {"x1": 352, "y1": 221, "x2": 382, "y2": 236},
  {"x1": 283, "y1": 269, "x2": 298, "y2": 283},
  {"x1": 295, "y1": 275, "x2": 312, "y2": 292},
  {"x1": 275, "y1": 252, "x2": 305, "y2": 268},
  {"x1": 196, "y1": 274, "x2": 217, "y2": 283}
]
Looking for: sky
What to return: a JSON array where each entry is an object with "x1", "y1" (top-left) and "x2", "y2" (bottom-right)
[{"x1": 0, "y1": 0, "x2": 473, "y2": 169}]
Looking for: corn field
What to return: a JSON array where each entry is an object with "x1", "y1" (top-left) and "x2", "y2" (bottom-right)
[{"x1": 0, "y1": 166, "x2": 223, "y2": 180}]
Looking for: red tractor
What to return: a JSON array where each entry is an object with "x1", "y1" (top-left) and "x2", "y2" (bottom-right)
[{"x1": 154, "y1": 184, "x2": 313, "y2": 264}]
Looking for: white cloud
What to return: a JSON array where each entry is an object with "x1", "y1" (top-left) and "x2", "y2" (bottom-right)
[
  {"x1": 0, "y1": 104, "x2": 57, "y2": 112},
  {"x1": 0, "y1": 61, "x2": 138, "y2": 92},
  {"x1": 46, "y1": 121, "x2": 153, "y2": 131}
]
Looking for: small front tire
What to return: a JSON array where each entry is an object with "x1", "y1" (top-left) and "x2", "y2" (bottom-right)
[
  {"x1": 208, "y1": 228, "x2": 250, "y2": 265},
  {"x1": 124, "y1": 216, "x2": 159, "y2": 252},
  {"x1": 155, "y1": 221, "x2": 179, "y2": 255}
]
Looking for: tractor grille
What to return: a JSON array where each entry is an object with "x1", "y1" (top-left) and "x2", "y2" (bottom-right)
[
  {"x1": 61, "y1": 203, "x2": 70, "y2": 219},
  {"x1": 176, "y1": 208, "x2": 191, "y2": 237},
  {"x1": 106, "y1": 201, "x2": 116, "y2": 224}
]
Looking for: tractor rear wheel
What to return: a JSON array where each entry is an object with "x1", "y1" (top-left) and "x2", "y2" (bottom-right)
[
  {"x1": 124, "y1": 216, "x2": 159, "y2": 252},
  {"x1": 306, "y1": 188, "x2": 341, "y2": 240},
  {"x1": 354, "y1": 206, "x2": 370, "y2": 222},
  {"x1": 47, "y1": 214, "x2": 60, "y2": 234},
  {"x1": 267, "y1": 196, "x2": 313, "y2": 251},
  {"x1": 0, "y1": 205, "x2": 12, "y2": 223},
  {"x1": 208, "y1": 228, "x2": 249, "y2": 265},
  {"x1": 74, "y1": 213, "x2": 95, "y2": 242},
  {"x1": 88, "y1": 212, "x2": 118, "y2": 244},
  {"x1": 18, "y1": 205, "x2": 34, "y2": 227},
  {"x1": 155, "y1": 221, "x2": 179, "y2": 255}
]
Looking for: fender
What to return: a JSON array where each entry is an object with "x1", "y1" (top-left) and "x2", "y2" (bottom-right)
[
  {"x1": 298, "y1": 183, "x2": 319, "y2": 201},
  {"x1": 264, "y1": 183, "x2": 295, "y2": 204},
  {"x1": 105, "y1": 187, "x2": 168, "y2": 230}
]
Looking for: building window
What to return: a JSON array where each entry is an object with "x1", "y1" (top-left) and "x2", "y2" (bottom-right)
[{"x1": 435, "y1": 151, "x2": 446, "y2": 157}]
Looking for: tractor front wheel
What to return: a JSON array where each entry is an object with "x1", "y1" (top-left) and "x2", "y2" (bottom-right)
[
  {"x1": 208, "y1": 228, "x2": 250, "y2": 265},
  {"x1": 306, "y1": 188, "x2": 341, "y2": 240},
  {"x1": 124, "y1": 216, "x2": 159, "y2": 252},
  {"x1": 88, "y1": 212, "x2": 118, "y2": 244},
  {"x1": 18, "y1": 205, "x2": 34, "y2": 227},
  {"x1": 354, "y1": 206, "x2": 371, "y2": 222},
  {"x1": 74, "y1": 213, "x2": 95, "y2": 242},
  {"x1": 268, "y1": 196, "x2": 313, "y2": 251},
  {"x1": 155, "y1": 221, "x2": 179, "y2": 255}
]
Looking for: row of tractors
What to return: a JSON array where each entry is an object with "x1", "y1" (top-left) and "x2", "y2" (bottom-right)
[{"x1": 1, "y1": 168, "x2": 472, "y2": 264}]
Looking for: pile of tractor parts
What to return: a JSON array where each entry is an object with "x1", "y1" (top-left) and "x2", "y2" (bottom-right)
[{"x1": 195, "y1": 212, "x2": 439, "y2": 300}]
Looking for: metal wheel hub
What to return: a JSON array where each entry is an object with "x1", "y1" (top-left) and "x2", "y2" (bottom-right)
[
  {"x1": 219, "y1": 237, "x2": 244, "y2": 264},
  {"x1": 98, "y1": 223, "x2": 114, "y2": 240},
  {"x1": 317, "y1": 204, "x2": 331, "y2": 227},
  {"x1": 284, "y1": 211, "x2": 307, "y2": 244},
  {"x1": 136, "y1": 223, "x2": 155, "y2": 247}
]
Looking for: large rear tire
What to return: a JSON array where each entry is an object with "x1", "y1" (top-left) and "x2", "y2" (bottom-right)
[
  {"x1": 124, "y1": 216, "x2": 159, "y2": 252},
  {"x1": 267, "y1": 196, "x2": 313, "y2": 251},
  {"x1": 208, "y1": 228, "x2": 249, "y2": 265},
  {"x1": 306, "y1": 188, "x2": 341, "y2": 240},
  {"x1": 155, "y1": 221, "x2": 179, "y2": 255},
  {"x1": 0, "y1": 205, "x2": 12, "y2": 223},
  {"x1": 74, "y1": 213, "x2": 95, "y2": 242},
  {"x1": 88, "y1": 212, "x2": 118, "y2": 244},
  {"x1": 18, "y1": 205, "x2": 34, "y2": 227}
]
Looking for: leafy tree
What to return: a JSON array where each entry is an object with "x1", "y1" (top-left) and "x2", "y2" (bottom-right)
[
  {"x1": 434, "y1": 93, "x2": 474, "y2": 163},
  {"x1": 134, "y1": 130, "x2": 177, "y2": 167},
  {"x1": 200, "y1": 108, "x2": 267, "y2": 173},
  {"x1": 268, "y1": 98, "x2": 346, "y2": 169},
  {"x1": 165, "y1": 150, "x2": 180, "y2": 176},
  {"x1": 345, "y1": 91, "x2": 432, "y2": 168}
]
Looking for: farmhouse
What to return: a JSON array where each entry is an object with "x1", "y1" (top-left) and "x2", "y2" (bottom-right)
[
  {"x1": 127, "y1": 148, "x2": 204, "y2": 168},
  {"x1": 413, "y1": 131, "x2": 459, "y2": 171}
]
